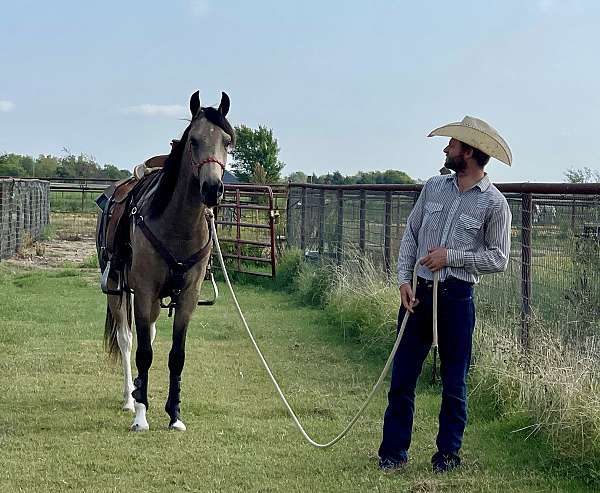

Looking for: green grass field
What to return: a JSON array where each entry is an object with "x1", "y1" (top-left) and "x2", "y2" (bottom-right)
[{"x1": 0, "y1": 264, "x2": 596, "y2": 492}]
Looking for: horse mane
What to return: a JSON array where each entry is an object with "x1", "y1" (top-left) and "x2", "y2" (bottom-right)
[{"x1": 148, "y1": 107, "x2": 235, "y2": 218}]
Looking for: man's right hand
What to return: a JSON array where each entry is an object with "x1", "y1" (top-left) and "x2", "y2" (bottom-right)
[{"x1": 400, "y1": 283, "x2": 419, "y2": 314}]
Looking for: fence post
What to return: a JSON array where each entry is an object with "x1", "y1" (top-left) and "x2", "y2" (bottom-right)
[
  {"x1": 300, "y1": 187, "x2": 306, "y2": 251},
  {"x1": 521, "y1": 192, "x2": 533, "y2": 350},
  {"x1": 336, "y1": 189, "x2": 344, "y2": 265},
  {"x1": 384, "y1": 191, "x2": 392, "y2": 276},
  {"x1": 318, "y1": 189, "x2": 325, "y2": 254},
  {"x1": 359, "y1": 190, "x2": 366, "y2": 255},
  {"x1": 570, "y1": 197, "x2": 576, "y2": 234}
]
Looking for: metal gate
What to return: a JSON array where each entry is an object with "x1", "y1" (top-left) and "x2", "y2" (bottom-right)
[{"x1": 215, "y1": 184, "x2": 279, "y2": 277}]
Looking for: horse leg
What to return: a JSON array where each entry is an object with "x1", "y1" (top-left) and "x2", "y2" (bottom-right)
[
  {"x1": 117, "y1": 324, "x2": 134, "y2": 412},
  {"x1": 106, "y1": 289, "x2": 135, "y2": 412},
  {"x1": 165, "y1": 296, "x2": 196, "y2": 431},
  {"x1": 131, "y1": 297, "x2": 161, "y2": 432}
]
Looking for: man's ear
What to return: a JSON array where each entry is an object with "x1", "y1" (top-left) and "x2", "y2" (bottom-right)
[{"x1": 463, "y1": 147, "x2": 473, "y2": 160}]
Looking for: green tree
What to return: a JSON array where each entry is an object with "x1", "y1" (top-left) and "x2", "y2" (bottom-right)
[
  {"x1": 0, "y1": 161, "x2": 26, "y2": 176},
  {"x1": 230, "y1": 125, "x2": 285, "y2": 183},
  {"x1": 565, "y1": 167, "x2": 600, "y2": 183},
  {"x1": 36, "y1": 154, "x2": 59, "y2": 177},
  {"x1": 250, "y1": 163, "x2": 268, "y2": 185},
  {"x1": 286, "y1": 171, "x2": 308, "y2": 183},
  {"x1": 56, "y1": 153, "x2": 102, "y2": 178},
  {"x1": 101, "y1": 164, "x2": 130, "y2": 180}
]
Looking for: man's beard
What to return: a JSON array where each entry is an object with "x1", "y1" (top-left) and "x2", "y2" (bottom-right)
[{"x1": 445, "y1": 155, "x2": 467, "y2": 172}]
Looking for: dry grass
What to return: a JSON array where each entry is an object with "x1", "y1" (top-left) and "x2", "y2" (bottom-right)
[
  {"x1": 293, "y1": 249, "x2": 600, "y2": 462},
  {"x1": 473, "y1": 321, "x2": 600, "y2": 457}
]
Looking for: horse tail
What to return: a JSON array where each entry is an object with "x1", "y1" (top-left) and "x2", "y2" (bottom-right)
[
  {"x1": 104, "y1": 292, "x2": 133, "y2": 361},
  {"x1": 104, "y1": 304, "x2": 120, "y2": 360}
]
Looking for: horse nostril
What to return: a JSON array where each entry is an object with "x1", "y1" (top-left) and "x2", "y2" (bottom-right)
[
  {"x1": 201, "y1": 181, "x2": 209, "y2": 195},
  {"x1": 217, "y1": 183, "x2": 224, "y2": 197}
]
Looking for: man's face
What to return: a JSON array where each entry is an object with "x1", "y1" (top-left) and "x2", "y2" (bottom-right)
[{"x1": 443, "y1": 138, "x2": 467, "y2": 172}]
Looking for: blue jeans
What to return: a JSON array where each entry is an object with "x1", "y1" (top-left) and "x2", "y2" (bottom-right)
[{"x1": 378, "y1": 277, "x2": 475, "y2": 462}]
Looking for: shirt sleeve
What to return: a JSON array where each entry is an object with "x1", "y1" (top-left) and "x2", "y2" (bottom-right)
[
  {"x1": 446, "y1": 198, "x2": 512, "y2": 274},
  {"x1": 397, "y1": 183, "x2": 427, "y2": 286}
]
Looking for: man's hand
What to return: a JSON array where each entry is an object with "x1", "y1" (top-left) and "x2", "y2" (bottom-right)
[
  {"x1": 421, "y1": 247, "x2": 448, "y2": 272},
  {"x1": 400, "y1": 283, "x2": 419, "y2": 314}
]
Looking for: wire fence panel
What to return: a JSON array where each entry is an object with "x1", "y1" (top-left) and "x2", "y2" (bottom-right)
[
  {"x1": 0, "y1": 178, "x2": 50, "y2": 259},
  {"x1": 287, "y1": 183, "x2": 600, "y2": 351}
]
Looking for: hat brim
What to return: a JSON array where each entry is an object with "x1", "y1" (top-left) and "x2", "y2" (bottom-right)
[{"x1": 428, "y1": 123, "x2": 512, "y2": 166}]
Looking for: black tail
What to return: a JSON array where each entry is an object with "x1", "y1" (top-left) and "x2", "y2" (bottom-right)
[{"x1": 103, "y1": 293, "x2": 132, "y2": 362}]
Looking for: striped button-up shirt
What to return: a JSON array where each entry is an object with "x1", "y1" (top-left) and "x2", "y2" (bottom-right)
[{"x1": 397, "y1": 173, "x2": 512, "y2": 286}]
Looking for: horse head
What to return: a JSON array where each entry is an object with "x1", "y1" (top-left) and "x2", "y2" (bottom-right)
[{"x1": 184, "y1": 91, "x2": 234, "y2": 207}]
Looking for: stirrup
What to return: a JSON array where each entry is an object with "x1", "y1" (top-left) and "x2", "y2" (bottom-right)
[
  {"x1": 100, "y1": 260, "x2": 124, "y2": 296},
  {"x1": 197, "y1": 271, "x2": 218, "y2": 306}
]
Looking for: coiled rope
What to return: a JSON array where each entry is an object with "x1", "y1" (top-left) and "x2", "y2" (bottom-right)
[{"x1": 207, "y1": 211, "x2": 438, "y2": 449}]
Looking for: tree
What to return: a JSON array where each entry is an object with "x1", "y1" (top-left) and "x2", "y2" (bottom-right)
[
  {"x1": 36, "y1": 154, "x2": 59, "y2": 177},
  {"x1": 286, "y1": 171, "x2": 308, "y2": 183},
  {"x1": 230, "y1": 125, "x2": 285, "y2": 183},
  {"x1": 0, "y1": 162, "x2": 26, "y2": 176},
  {"x1": 101, "y1": 164, "x2": 130, "y2": 180},
  {"x1": 309, "y1": 169, "x2": 414, "y2": 185},
  {"x1": 250, "y1": 163, "x2": 268, "y2": 185},
  {"x1": 564, "y1": 167, "x2": 600, "y2": 183}
]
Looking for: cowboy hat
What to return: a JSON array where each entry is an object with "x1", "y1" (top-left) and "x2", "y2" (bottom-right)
[{"x1": 428, "y1": 116, "x2": 512, "y2": 166}]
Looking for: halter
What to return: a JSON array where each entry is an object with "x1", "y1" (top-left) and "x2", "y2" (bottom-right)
[{"x1": 188, "y1": 145, "x2": 226, "y2": 175}]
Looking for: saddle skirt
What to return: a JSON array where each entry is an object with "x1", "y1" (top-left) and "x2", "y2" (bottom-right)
[{"x1": 96, "y1": 154, "x2": 165, "y2": 278}]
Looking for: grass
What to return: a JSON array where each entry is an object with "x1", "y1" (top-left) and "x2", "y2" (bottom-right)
[{"x1": 0, "y1": 262, "x2": 596, "y2": 492}]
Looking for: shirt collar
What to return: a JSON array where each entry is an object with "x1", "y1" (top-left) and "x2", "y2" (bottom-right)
[{"x1": 445, "y1": 173, "x2": 491, "y2": 192}]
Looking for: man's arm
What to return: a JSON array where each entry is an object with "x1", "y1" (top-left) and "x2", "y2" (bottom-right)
[
  {"x1": 446, "y1": 200, "x2": 512, "y2": 274},
  {"x1": 397, "y1": 183, "x2": 427, "y2": 286}
]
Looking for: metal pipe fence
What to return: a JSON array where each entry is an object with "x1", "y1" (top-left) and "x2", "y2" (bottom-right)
[
  {"x1": 0, "y1": 178, "x2": 50, "y2": 259},
  {"x1": 286, "y1": 182, "x2": 600, "y2": 349}
]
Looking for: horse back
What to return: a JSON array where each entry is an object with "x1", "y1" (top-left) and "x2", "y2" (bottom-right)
[{"x1": 97, "y1": 169, "x2": 162, "y2": 272}]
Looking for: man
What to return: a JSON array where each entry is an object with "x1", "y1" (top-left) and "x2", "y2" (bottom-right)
[{"x1": 378, "y1": 116, "x2": 512, "y2": 473}]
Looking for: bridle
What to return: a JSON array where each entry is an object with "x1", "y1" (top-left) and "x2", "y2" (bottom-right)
[{"x1": 188, "y1": 142, "x2": 226, "y2": 177}]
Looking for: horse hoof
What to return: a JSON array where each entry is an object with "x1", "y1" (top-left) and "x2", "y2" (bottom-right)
[
  {"x1": 168, "y1": 419, "x2": 186, "y2": 431},
  {"x1": 130, "y1": 421, "x2": 150, "y2": 432}
]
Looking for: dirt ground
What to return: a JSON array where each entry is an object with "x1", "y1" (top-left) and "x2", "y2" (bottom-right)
[{"x1": 5, "y1": 235, "x2": 97, "y2": 268}]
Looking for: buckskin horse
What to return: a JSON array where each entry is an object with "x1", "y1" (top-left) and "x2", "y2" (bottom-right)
[{"x1": 96, "y1": 91, "x2": 234, "y2": 431}]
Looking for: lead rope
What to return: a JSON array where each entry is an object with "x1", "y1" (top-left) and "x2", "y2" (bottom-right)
[{"x1": 207, "y1": 210, "x2": 438, "y2": 449}]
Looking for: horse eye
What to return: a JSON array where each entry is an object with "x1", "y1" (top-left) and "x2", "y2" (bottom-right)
[{"x1": 190, "y1": 138, "x2": 199, "y2": 148}]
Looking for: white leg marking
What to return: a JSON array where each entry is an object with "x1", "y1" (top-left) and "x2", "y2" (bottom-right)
[
  {"x1": 131, "y1": 402, "x2": 149, "y2": 432},
  {"x1": 150, "y1": 322, "x2": 157, "y2": 346},
  {"x1": 116, "y1": 325, "x2": 134, "y2": 412},
  {"x1": 169, "y1": 419, "x2": 186, "y2": 431}
]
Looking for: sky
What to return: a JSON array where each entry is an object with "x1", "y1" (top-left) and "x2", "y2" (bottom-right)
[{"x1": 1, "y1": 0, "x2": 600, "y2": 183}]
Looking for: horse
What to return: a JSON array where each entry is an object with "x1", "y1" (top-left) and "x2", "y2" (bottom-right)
[{"x1": 98, "y1": 90, "x2": 234, "y2": 431}]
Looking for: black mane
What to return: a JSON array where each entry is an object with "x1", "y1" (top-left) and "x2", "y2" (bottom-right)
[{"x1": 148, "y1": 107, "x2": 235, "y2": 218}]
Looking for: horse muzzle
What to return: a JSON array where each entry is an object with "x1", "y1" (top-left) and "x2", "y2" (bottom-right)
[{"x1": 201, "y1": 179, "x2": 224, "y2": 207}]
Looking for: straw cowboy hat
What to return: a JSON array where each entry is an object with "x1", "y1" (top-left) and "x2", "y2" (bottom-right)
[{"x1": 428, "y1": 116, "x2": 512, "y2": 166}]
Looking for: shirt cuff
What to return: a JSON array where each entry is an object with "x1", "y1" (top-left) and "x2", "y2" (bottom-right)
[
  {"x1": 446, "y1": 249, "x2": 465, "y2": 268},
  {"x1": 397, "y1": 271, "x2": 412, "y2": 287}
]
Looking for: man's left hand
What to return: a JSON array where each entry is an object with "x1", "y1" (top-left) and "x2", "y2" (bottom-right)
[{"x1": 421, "y1": 247, "x2": 448, "y2": 272}]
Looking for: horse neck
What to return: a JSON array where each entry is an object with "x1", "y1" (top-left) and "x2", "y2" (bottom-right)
[{"x1": 154, "y1": 169, "x2": 208, "y2": 242}]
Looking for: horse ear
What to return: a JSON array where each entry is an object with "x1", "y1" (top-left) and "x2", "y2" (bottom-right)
[
  {"x1": 218, "y1": 92, "x2": 230, "y2": 116},
  {"x1": 190, "y1": 91, "x2": 201, "y2": 117}
]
